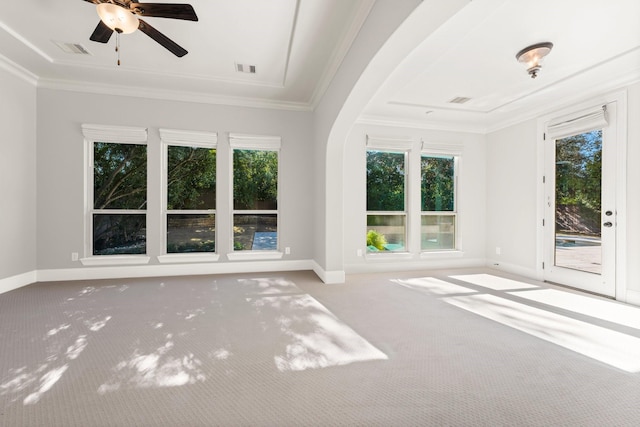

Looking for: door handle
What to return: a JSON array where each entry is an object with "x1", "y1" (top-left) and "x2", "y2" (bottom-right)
[{"x1": 603, "y1": 222, "x2": 613, "y2": 228}]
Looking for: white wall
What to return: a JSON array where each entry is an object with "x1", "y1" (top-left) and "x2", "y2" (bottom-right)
[
  {"x1": 0, "y1": 67, "x2": 37, "y2": 288},
  {"x1": 35, "y1": 89, "x2": 314, "y2": 274},
  {"x1": 313, "y1": 0, "x2": 469, "y2": 281},
  {"x1": 313, "y1": 0, "x2": 422, "y2": 278},
  {"x1": 344, "y1": 124, "x2": 487, "y2": 273},
  {"x1": 485, "y1": 119, "x2": 539, "y2": 277}
]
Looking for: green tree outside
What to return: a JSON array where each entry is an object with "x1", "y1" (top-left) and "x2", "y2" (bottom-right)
[
  {"x1": 421, "y1": 156, "x2": 454, "y2": 212},
  {"x1": 366, "y1": 151, "x2": 405, "y2": 211}
]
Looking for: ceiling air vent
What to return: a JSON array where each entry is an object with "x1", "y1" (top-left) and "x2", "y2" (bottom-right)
[
  {"x1": 53, "y1": 41, "x2": 91, "y2": 55},
  {"x1": 448, "y1": 96, "x2": 471, "y2": 104},
  {"x1": 235, "y1": 63, "x2": 256, "y2": 74}
]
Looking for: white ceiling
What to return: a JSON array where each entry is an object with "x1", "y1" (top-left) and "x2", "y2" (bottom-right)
[
  {"x1": 362, "y1": 0, "x2": 640, "y2": 132},
  {"x1": 0, "y1": 0, "x2": 373, "y2": 109},
  {"x1": 1, "y1": 0, "x2": 639, "y2": 132}
]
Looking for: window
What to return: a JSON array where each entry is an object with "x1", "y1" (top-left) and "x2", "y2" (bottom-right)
[
  {"x1": 81, "y1": 125, "x2": 150, "y2": 264},
  {"x1": 84, "y1": 124, "x2": 149, "y2": 256},
  {"x1": 230, "y1": 134, "x2": 280, "y2": 252},
  {"x1": 366, "y1": 149, "x2": 407, "y2": 252},
  {"x1": 165, "y1": 145, "x2": 216, "y2": 253},
  {"x1": 421, "y1": 155, "x2": 457, "y2": 251},
  {"x1": 159, "y1": 129, "x2": 218, "y2": 261}
]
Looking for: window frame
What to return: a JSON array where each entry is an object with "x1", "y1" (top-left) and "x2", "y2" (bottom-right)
[
  {"x1": 227, "y1": 133, "x2": 283, "y2": 261},
  {"x1": 158, "y1": 128, "x2": 219, "y2": 264},
  {"x1": 420, "y1": 152, "x2": 459, "y2": 252},
  {"x1": 365, "y1": 135, "x2": 412, "y2": 256},
  {"x1": 81, "y1": 124, "x2": 150, "y2": 266}
]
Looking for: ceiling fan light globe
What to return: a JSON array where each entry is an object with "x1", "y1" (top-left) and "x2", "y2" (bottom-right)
[{"x1": 97, "y1": 3, "x2": 139, "y2": 34}]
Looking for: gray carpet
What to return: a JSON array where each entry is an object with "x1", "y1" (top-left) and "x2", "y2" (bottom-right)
[{"x1": 1, "y1": 268, "x2": 640, "y2": 426}]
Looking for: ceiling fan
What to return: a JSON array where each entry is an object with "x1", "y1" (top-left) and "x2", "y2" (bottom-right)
[{"x1": 82, "y1": 0, "x2": 198, "y2": 58}]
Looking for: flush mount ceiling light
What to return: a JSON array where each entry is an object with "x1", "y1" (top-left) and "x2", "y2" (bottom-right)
[{"x1": 516, "y1": 42, "x2": 553, "y2": 79}]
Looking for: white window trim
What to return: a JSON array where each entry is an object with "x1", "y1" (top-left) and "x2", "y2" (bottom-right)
[
  {"x1": 546, "y1": 105, "x2": 608, "y2": 140},
  {"x1": 81, "y1": 124, "x2": 150, "y2": 266},
  {"x1": 159, "y1": 128, "x2": 218, "y2": 147},
  {"x1": 160, "y1": 129, "x2": 220, "y2": 261},
  {"x1": 419, "y1": 151, "x2": 461, "y2": 253},
  {"x1": 229, "y1": 133, "x2": 281, "y2": 150},
  {"x1": 228, "y1": 133, "x2": 283, "y2": 260},
  {"x1": 421, "y1": 140, "x2": 463, "y2": 157},
  {"x1": 366, "y1": 134, "x2": 413, "y2": 151}
]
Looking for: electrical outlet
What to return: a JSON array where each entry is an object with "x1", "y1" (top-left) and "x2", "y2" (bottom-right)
[
  {"x1": 285, "y1": 247, "x2": 291, "y2": 255},
  {"x1": 495, "y1": 247, "x2": 501, "y2": 255},
  {"x1": 357, "y1": 249, "x2": 363, "y2": 257},
  {"x1": 71, "y1": 252, "x2": 79, "y2": 261}
]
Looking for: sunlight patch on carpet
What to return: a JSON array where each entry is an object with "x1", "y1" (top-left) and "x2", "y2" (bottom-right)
[
  {"x1": 508, "y1": 289, "x2": 640, "y2": 330},
  {"x1": 443, "y1": 293, "x2": 640, "y2": 372},
  {"x1": 397, "y1": 274, "x2": 640, "y2": 372},
  {"x1": 249, "y1": 294, "x2": 387, "y2": 372},
  {"x1": 450, "y1": 273, "x2": 539, "y2": 291},
  {"x1": 98, "y1": 337, "x2": 206, "y2": 393},
  {"x1": 394, "y1": 277, "x2": 476, "y2": 295}
]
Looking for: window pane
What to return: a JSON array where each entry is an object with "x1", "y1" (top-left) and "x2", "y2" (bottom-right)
[
  {"x1": 421, "y1": 156, "x2": 454, "y2": 211},
  {"x1": 233, "y1": 150, "x2": 278, "y2": 210},
  {"x1": 366, "y1": 151, "x2": 405, "y2": 211},
  {"x1": 234, "y1": 214, "x2": 277, "y2": 251},
  {"x1": 94, "y1": 142, "x2": 147, "y2": 210},
  {"x1": 366, "y1": 215, "x2": 405, "y2": 252},
  {"x1": 168, "y1": 146, "x2": 216, "y2": 210},
  {"x1": 167, "y1": 214, "x2": 215, "y2": 253},
  {"x1": 421, "y1": 215, "x2": 455, "y2": 250},
  {"x1": 93, "y1": 214, "x2": 146, "y2": 255},
  {"x1": 555, "y1": 130, "x2": 602, "y2": 274}
]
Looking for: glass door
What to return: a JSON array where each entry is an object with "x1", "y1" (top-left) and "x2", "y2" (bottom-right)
[{"x1": 544, "y1": 105, "x2": 617, "y2": 297}]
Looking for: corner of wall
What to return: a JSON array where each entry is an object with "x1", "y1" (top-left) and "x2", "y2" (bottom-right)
[{"x1": 0, "y1": 271, "x2": 37, "y2": 295}]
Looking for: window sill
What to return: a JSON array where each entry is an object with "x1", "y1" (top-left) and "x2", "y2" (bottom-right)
[
  {"x1": 158, "y1": 254, "x2": 220, "y2": 264},
  {"x1": 227, "y1": 251, "x2": 284, "y2": 261},
  {"x1": 420, "y1": 250, "x2": 464, "y2": 259},
  {"x1": 80, "y1": 255, "x2": 151, "y2": 266}
]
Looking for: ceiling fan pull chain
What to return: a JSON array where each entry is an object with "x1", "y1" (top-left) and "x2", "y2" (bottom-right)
[{"x1": 116, "y1": 31, "x2": 121, "y2": 66}]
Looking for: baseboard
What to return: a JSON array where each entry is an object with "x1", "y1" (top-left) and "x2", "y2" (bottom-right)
[
  {"x1": 485, "y1": 259, "x2": 541, "y2": 281},
  {"x1": 344, "y1": 257, "x2": 485, "y2": 275},
  {"x1": 312, "y1": 261, "x2": 346, "y2": 284},
  {"x1": 625, "y1": 289, "x2": 640, "y2": 306},
  {"x1": 37, "y1": 260, "x2": 316, "y2": 283},
  {"x1": 0, "y1": 270, "x2": 37, "y2": 295}
]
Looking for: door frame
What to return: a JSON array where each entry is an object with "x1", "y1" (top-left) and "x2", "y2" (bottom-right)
[{"x1": 536, "y1": 90, "x2": 627, "y2": 300}]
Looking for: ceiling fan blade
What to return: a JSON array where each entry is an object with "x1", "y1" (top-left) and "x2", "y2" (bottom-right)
[
  {"x1": 130, "y1": 3, "x2": 198, "y2": 21},
  {"x1": 90, "y1": 20, "x2": 114, "y2": 43},
  {"x1": 138, "y1": 19, "x2": 188, "y2": 57}
]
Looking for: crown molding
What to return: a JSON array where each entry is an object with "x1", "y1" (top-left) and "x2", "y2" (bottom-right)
[
  {"x1": 0, "y1": 53, "x2": 38, "y2": 86},
  {"x1": 37, "y1": 77, "x2": 313, "y2": 112}
]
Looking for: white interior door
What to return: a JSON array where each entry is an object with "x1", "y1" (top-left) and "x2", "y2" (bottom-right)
[{"x1": 543, "y1": 103, "x2": 617, "y2": 297}]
